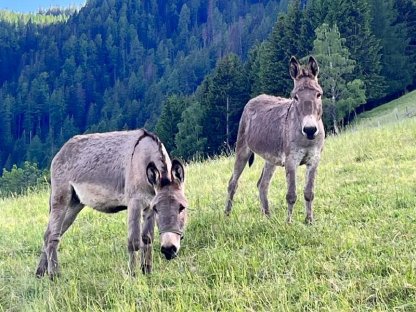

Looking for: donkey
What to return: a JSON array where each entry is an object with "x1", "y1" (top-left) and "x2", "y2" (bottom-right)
[
  {"x1": 225, "y1": 56, "x2": 324, "y2": 224},
  {"x1": 35, "y1": 129, "x2": 188, "y2": 279}
]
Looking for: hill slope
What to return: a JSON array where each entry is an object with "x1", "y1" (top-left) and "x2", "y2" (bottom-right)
[
  {"x1": 0, "y1": 0, "x2": 285, "y2": 169},
  {"x1": 354, "y1": 90, "x2": 416, "y2": 128},
  {"x1": 1, "y1": 95, "x2": 415, "y2": 310}
]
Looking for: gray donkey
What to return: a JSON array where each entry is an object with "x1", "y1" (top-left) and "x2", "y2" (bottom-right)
[
  {"x1": 225, "y1": 56, "x2": 325, "y2": 224},
  {"x1": 35, "y1": 129, "x2": 188, "y2": 278}
]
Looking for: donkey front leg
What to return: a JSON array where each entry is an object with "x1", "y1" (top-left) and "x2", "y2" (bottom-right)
[
  {"x1": 257, "y1": 161, "x2": 277, "y2": 217},
  {"x1": 141, "y1": 207, "x2": 156, "y2": 274},
  {"x1": 285, "y1": 160, "x2": 297, "y2": 224},
  {"x1": 304, "y1": 163, "x2": 318, "y2": 224},
  {"x1": 127, "y1": 198, "x2": 144, "y2": 276}
]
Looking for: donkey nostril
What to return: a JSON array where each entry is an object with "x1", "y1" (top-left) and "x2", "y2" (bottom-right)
[
  {"x1": 303, "y1": 126, "x2": 317, "y2": 135},
  {"x1": 303, "y1": 126, "x2": 317, "y2": 139},
  {"x1": 161, "y1": 245, "x2": 177, "y2": 260}
]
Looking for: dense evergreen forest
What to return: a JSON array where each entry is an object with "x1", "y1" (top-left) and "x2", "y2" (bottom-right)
[{"x1": 0, "y1": 0, "x2": 415, "y2": 170}]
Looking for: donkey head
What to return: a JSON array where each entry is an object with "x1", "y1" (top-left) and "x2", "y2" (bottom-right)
[
  {"x1": 146, "y1": 159, "x2": 188, "y2": 260},
  {"x1": 290, "y1": 56, "x2": 323, "y2": 140}
]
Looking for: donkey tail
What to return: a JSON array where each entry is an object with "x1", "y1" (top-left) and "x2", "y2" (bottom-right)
[{"x1": 248, "y1": 153, "x2": 255, "y2": 167}]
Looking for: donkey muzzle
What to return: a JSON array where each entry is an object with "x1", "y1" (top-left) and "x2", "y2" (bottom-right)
[
  {"x1": 161, "y1": 245, "x2": 178, "y2": 260},
  {"x1": 160, "y1": 232, "x2": 181, "y2": 260},
  {"x1": 302, "y1": 126, "x2": 318, "y2": 140}
]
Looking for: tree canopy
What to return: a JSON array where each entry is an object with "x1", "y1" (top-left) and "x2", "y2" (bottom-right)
[{"x1": 0, "y1": 0, "x2": 415, "y2": 167}]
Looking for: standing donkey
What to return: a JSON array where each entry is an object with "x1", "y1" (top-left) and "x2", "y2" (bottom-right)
[
  {"x1": 35, "y1": 129, "x2": 188, "y2": 278},
  {"x1": 225, "y1": 56, "x2": 324, "y2": 224}
]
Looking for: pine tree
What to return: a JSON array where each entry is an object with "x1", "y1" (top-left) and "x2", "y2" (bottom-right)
[
  {"x1": 154, "y1": 95, "x2": 187, "y2": 154},
  {"x1": 175, "y1": 101, "x2": 207, "y2": 160},
  {"x1": 369, "y1": 0, "x2": 412, "y2": 94},
  {"x1": 258, "y1": 14, "x2": 289, "y2": 95},
  {"x1": 200, "y1": 54, "x2": 249, "y2": 154},
  {"x1": 393, "y1": 0, "x2": 416, "y2": 88},
  {"x1": 312, "y1": 23, "x2": 366, "y2": 132},
  {"x1": 326, "y1": 0, "x2": 385, "y2": 100}
]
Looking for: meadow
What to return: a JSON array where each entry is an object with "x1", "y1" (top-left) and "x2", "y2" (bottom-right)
[{"x1": 1, "y1": 92, "x2": 416, "y2": 311}]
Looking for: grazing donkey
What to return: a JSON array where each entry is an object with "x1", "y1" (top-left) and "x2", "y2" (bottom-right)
[
  {"x1": 225, "y1": 56, "x2": 325, "y2": 224},
  {"x1": 35, "y1": 129, "x2": 188, "y2": 278}
]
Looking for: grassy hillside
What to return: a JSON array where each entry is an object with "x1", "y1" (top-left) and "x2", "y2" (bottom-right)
[
  {"x1": 354, "y1": 90, "x2": 416, "y2": 128},
  {"x1": 1, "y1": 102, "x2": 416, "y2": 310}
]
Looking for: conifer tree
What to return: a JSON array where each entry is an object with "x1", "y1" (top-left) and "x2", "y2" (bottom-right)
[
  {"x1": 312, "y1": 23, "x2": 366, "y2": 132},
  {"x1": 369, "y1": 0, "x2": 412, "y2": 94},
  {"x1": 154, "y1": 95, "x2": 187, "y2": 154}
]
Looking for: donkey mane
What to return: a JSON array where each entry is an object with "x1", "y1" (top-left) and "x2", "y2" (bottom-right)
[{"x1": 132, "y1": 129, "x2": 170, "y2": 185}]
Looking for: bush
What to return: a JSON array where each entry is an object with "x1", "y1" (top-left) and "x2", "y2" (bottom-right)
[{"x1": 0, "y1": 161, "x2": 49, "y2": 197}]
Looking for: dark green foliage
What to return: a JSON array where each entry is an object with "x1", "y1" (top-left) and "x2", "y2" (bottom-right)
[
  {"x1": 325, "y1": 0, "x2": 385, "y2": 100},
  {"x1": 393, "y1": 0, "x2": 416, "y2": 88},
  {"x1": 198, "y1": 54, "x2": 250, "y2": 156},
  {"x1": 1, "y1": 0, "x2": 416, "y2": 166},
  {"x1": 0, "y1": 0, "x2": 284, "y2": 170},
  {"x1": 175, "y1": 101, "x2": 207, "y2": 160},
  {"x1": 369, "y1": 0, "x2": 412, "y2": 95},
  {"x1": 312, "y1": 23, "x2": 366, "y2": 132},
  {"x1": 154, "y1": 95, "x2": 187, "y2": 154},
  {"x1": 0, "y1": 161, "x2": 48, "y2": 197}
]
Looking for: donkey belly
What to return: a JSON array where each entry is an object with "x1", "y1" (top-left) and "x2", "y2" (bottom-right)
[
  {"x1": 255, "y1": 150, "x2": 285, "y2": 166},
  {"x1": 71, "y1": 182, "x2": 126, "y2": 212}
]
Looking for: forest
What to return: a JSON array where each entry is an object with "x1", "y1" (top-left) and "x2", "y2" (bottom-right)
[{"x1": 0, "y1": 0, "x2": 415, "y2": 170}]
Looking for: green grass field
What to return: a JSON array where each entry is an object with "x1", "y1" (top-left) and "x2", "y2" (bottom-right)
[
  {"x1": 1, "y1": 95, "x2": 416, "y2": 311},
  {"x1": 353, "y1": 90, "x2": 416, "y2": 128}
]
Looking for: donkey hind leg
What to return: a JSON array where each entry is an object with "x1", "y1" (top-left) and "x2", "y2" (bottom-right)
[
  {"x1": 141, "y1": 207, "x2": 156, "y2": 274},
  {"x1": 304, "y1": 164, "x2": 318, "y2": 225},
  {"x1": 257, "y1": 161, "x2": 277, "y2": 217},
  {"x1": 225, "y1": 145, "x2": 252, "y2": 215},
  {"x1": 40, "y1": 187, "x2": 74, "y2": 279},
  {"x1": 36, "y1": 187, "x2": 84, "y2": 278}
]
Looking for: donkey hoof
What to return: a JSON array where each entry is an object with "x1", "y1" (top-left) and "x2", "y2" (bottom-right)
[
  {"x1": 35, "y1": 267, "x2": 47, "y2": 278},
  {"x1": 262, "y1": 210, "x2": 271, "y2": 218},
  {"x1": 141, "y1": 264, "x2": 152, "y2": 275},
  {"x1": 48, "y1": 271, "x2": 61, "y2": 281},
  {"x1": 286, "y1": 217, "x2": 293, "y2": 224},
  {"x1": 304, "y1": 216, "x2": 313, "y2": 225}
]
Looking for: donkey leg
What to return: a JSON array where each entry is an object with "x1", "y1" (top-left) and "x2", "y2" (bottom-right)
[
  {"x1": 35, "y1": 224, "x2": 50, "y2": 277},
  {"x1": 285, "y1": 161, "x2": 298, "y2": 224},
  {"x1": 44, "y1": 187, "x2": 72, "y2": 279},
  {"x1": 36, "y1": 192, "x2": 84, "y2": 278},
  {"x1": 141, "y1": 207, "x2": 156, "y2": 274},
  {"x1": 225, "y1": 146, "x2": 252, "y2": 215},
  {"x1": 59, "y1": 202, "x2": 84, "y2": 236},
  {"x1": 127, "y1": 198, "x2": 143, "y2": 276},
  {"x1": 304, "y1": 163, "x2": 318, "y2": 224},
  {"x1": 257, "y1": 161, "x2": 276, "y2": 217}
]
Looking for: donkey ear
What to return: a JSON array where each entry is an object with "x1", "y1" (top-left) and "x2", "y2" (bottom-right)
[
  {"x1": 146, "y1": 162, "x2": 160, "y2": 186},
  {"x1": 308, "y1": 56, "x2": 319, "y2": 77},
  {"x1": 289, "y1": 56, "x2": 300, "y2": 79},
  {"x1": 171, "y1": 159, "x2": 185, "y2": 184}
]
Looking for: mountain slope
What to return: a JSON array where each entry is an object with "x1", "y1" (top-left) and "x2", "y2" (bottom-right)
[
  {"x1": 1, "y1": 91, "x2": 415, "y2": 310},
  {"x1": 0, "y1": 0, "x2": 286, "y2": 169}
]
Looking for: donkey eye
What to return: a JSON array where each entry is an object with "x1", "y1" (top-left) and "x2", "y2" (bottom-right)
[
  {"x1": 317, "y1": 93, "x2": 322, "y2": 98},
  {"x1": 179, "y1": 205, "x2": 186, "y2": 213},
  {"x1": 153, "y1": 207, "x2": 158, "y2": 213},
  {"x1": 294, "y1": 94, "x2": 299, "y2": 101}
]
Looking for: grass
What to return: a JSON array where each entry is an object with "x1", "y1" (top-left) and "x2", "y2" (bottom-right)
[
  {"x1": 353, "y1": 90, "x2": 416, "y2": 128},
  {"x1": 1, "y1": 97, "x2": 416, "y2": 311}
]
